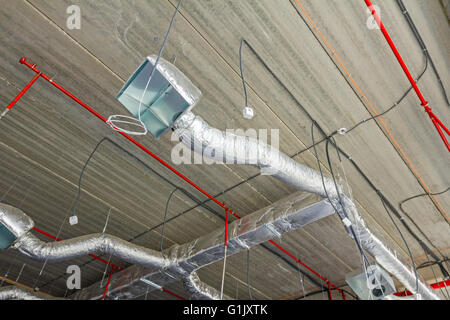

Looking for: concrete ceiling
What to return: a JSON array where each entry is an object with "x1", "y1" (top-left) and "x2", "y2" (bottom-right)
[{"x1": 0, "y1": 0, "x2": 448, "y2": 300}]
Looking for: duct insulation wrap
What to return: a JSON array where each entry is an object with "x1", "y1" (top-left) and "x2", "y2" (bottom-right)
[
  {"x1": 173, "y1": 112, "x2": 340, "y2": 198},
  {"x1": 14, "y1": 232, "x2": 168, "y2": 270},
  {"x1": 183, "y1": 272, "x2": 230, "y2": 300},
  {"x1": 0, "y1": 203, "x2": 34, "y2": 241},
  {"x1": 0, "y1": 286, "x2": 62, "y2": 300},
  {"x1": 173, "y1": 113, "x2": 440, "y2": 300},
  {"x1": 70, "y1": 192, "x2": 334, "y2": 300}
]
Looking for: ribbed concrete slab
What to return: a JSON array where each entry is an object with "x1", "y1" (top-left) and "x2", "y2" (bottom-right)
[{"x1": 0, "y1": 0, "x2": 448, "y2": 299}]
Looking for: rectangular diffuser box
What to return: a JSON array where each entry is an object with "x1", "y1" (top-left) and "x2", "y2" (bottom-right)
[
  {"x1": 116, "y1": 56, "x2": 202, "y2": 138},
  {"x1": 0, "y1": 223, "x2": 16, "y2": 250}
]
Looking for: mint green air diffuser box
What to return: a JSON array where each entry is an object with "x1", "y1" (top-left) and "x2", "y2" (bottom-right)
[{"x1": 116, "y1": 55, "x2": 202, "y2": 138}]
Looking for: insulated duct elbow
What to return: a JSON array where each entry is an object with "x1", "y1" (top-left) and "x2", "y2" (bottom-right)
[{"x1": 183, "y1": 272, "x2": 230, "y2": 300}]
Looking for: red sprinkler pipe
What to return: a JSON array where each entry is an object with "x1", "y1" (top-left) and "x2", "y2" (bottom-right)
[
  {"x1": 17, "y1": 58, "x2": 241, "y2": 219},
  {"x1": 0, "y1": 70, "x2": 41, "y2": 120},
  {"x1": 224, "y1": 208, "x2": 229, "y2": 246},
  {"x1": 101, "y1": 268, "x2": 114, "y2": 300},
  {"x1": 12, "y1": 57, "x2": 343, "y2": 299},
  {"x1": 162, "y1": 288, "x2": 185, "y2": 300},
  {"x1": 393, "y1": 279, "x2": 450, "y2": 296},
  {"x1": 364, "y1": 0, "x2": 450, "y2": 152}
]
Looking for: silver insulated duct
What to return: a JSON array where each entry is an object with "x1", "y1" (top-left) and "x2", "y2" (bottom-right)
[
  {"x1": 0, "y1": 193, "x2": 334, "y2": 300},
  {"x1": 173, "y1": 112, "x2": 440, "y2": 300},
  {"x1": 14, "y1": 233, "x2": 167, "y2": 270},
  {"x1": 0, "y1": 201, "x2": 167, "y2": 272},
  {"x1": 70, "y1": 191, "x2": 335, "y2": 300},
  {"x1": 173, "y1": 112, "x2": 340, "y2": 198},
  {"x1": 0, "y1": 286, "x2": 62, "y2": 300}
]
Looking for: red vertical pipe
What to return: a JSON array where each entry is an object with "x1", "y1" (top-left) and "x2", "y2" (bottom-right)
[
  {"x1": 224, "y1": 208, "x2": 229, "y2": 246},
  {"x1": 1, "y1": 70, "x2": 41, "y2": 120},
  {"x1": 6, "y1": 72, "x2": 41, "y2": 110},
  {"x1": 364, "y1": 0, "x2": 450, "y2": 152},
  {"x1": 102, "y1": 269, "x2": 114, "y2": 300},
  {"x1": 365, "y1": 0, "x2": 427, "y2": 105}
]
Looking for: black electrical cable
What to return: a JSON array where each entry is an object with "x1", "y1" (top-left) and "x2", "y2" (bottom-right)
[
  {"x1": 400, "y1": 187, "x2": 450, "y2": 206},
  {"x1": 72, "y1": 137, "x2": 108, "y2": 218},
  {"x1": 241, "y1": 35, "x2": 446, "y2": 297},
  {"x1": 44, "y1": 137, "x2": 326, "y2": 292},
  {"x1": 341, "y1": 146, "x2": 450, "y2": 274},
  {"x1": 399, "y1": 187, "x2": 450, "y2": 278},
  {"x1": 291, "y1": 50, "x2": 428, "y2": 158},
  {"x1": 292, "y1": 5, "x2": 450, "y2": 228},
  {"x1": 160, "y1": 187, "x2": 179, "y2": 258},
  {"x1": 239, "y1": 39, "x2": 249, "y2": 110},
  {"x1": 247, "y1": 249, "x2": 254, "y2": 300},
  {"x1": 418, "y1": 257, "x2": 450, "y2": 270},
  {"x1": 379, "y1": 193, "x2": 419, "y2": 294},
  {"x1": 424, "y1": 249, "x2": 450, "y2": 299},
  {"x1": 241, "y1": 12, "x2": 449, "y2": 289},
  {"x1": 71, "y1": 137, "x2": 218, "y2": 224},
  {"x1": 396, "y1": 0, "x2": 450, "y2": 107},
  {"x1": 312, "y1": 122, "x2": 371, "y2": 269}
]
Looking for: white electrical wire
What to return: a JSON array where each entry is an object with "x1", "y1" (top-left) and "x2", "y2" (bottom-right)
[{"x1": 106, "y1": 115, "x2": 148, "y2": 136}]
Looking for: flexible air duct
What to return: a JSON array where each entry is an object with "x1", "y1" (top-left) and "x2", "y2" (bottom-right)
[
  {"x1": 69, "y1": 191, "x2": 334, "y2": 300},
  {"x1": 14, "y1": 233, "x2": 167, "y2": 269},
  {"x1": 0, "y1": 203, "x2": 166, "y2": 270},
  {"x1": 173, "y1": 112, "x2": 440, "y2": 300},
  {"x1": 173, "y1": 112, "x2": 340, "y2": 198}
]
